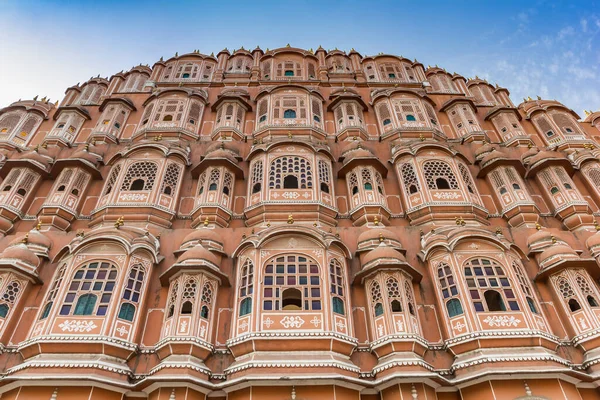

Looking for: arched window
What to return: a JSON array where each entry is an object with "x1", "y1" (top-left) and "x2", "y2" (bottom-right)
[
  {"x1": 400, "y1": 162, "x2": 421, "y2": 196},
  {"x1": 40, "y1": 264, "x2": 67, "y2": 320},
  {"x1": 362, "y1": 169, "x2": 373, "y2": 191},
  {"x1": 576, "y1": 274, "x2": 600, "y2": 308},
  {"x1": 251, "y1": 161, "x2": 263, "y2": 194},
  {"x1": 386, "y1": 277, "x2": 402, "y2": 312},
  {"x1": 284, "y1": 109, "x2": 296, "y2": 119},
  {"x1": 348, "y1": 172, "x2": 359, "y2": 196},
  {"x1": 512, "y1": 261, "x2": 538, "y2": 314},
  {"x1": 446, "y1": 298, "x2": 463, "y2": 318},
  {"x1": 269, "y1": 156, "x2": 313, "y2": 190},
  {"x1": 166, "y1": 282, "x2": 179, "y2": 318},
  {"x1": 0, "y1": 280, "x2": 21, "y2": 319},
  {"x1": 239, "y1": 259, "x2": 254, "y2": 316},
  {"x1": 406, "y1": 115, "x2": 416, "y2": 121},
  {"x1": 60, "y1": 262, "x2": 117, "y2": 316},
  {"x1": 208, "y1": 169, "x2": 220, "y2": 191},
  {"x1": 458, "y1": 163, "x2": 478, "y2": 195},
  {"x1": 104, "y1": 164, "x2": 121, "y2": 195},
  {"x1": 437, "y1": 262, "x2": 463, "y2": 317},
  {"x1": 370, "y1": 281, "x2": 384, "y2": 317},
  {"x1": 283, "y1": 175, "x2": 299, "y2": 189},
  {"x1": 423, "y1": 161, "x2": 459, "y2": 190},
  {"x1": 404, "y1": 280, "x2": 416, "y2": 316},
  {"x1": 118, "y1": 264, "x2": 145, "y2": 322},
  {"x1": 180, "y1": 278, "x2": 198, "y2": 314},
  {"x1": 330, "y1": 259, "x2": 345, "y2": 315},
  {"x1": 263, "y1": 255, "x2": 321, "y2": 311},
  {"x1": 199, "y1": 282, "x2": 213, "y2": 319},
  {"x1": 121, "y1": 162, "x2": 158, "y2": 191},
  {"x1": 318, "y1": 160, "x2": 332, "y2": 195},
  {"x1": 465, "y1": 258, "x2": 518, "y2": 312},
  {"x1": 160, "y1": 163, "x2": 182, "y2": 197}
]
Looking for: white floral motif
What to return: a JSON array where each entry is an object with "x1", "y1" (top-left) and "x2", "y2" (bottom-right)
[
  {"x1": 262, "y1": 317, "x2": 274, "y2": 328},
  {"x1": 119, "y1": 193, "x2": 148, "y2": 201},
  {"x1": 239, "y1": 319, "x2": 249, "y2": 332},
  {"x1": 179, "y1": 320, "x2": 188, "y2": 333},
  {"x1": 483, "y1": 315, "x2": 521, "y2": 327},
  {"x1": 377, "y1": 324, "x2": 384, "y2": 336},
  {"x1": 579, "y1": 317, "x2": 589, "y2": 330},
  {"x1": 282, "y1": 192, "x2": 300, "y2": 199},
  {"x1": 288, "y1": 238, "x2": 298, "y2": 248},
  {"x1": 280, "y1": 316, "x2": 305, "y2": 328},
  {"x1": 310, "y1": 316, "x2": 321, "y2": 327},
  {"x1": 199, "y1": 325, "x2": 206, "y2": 337},
  {"x1": 115, "y1": 325, "x2": 129, "y2": 337},
  {"x1": 59, "y1": 320, "x2": 97, "y2": 333},
  {"x1": 312, "y1": 249, "x2": 323, "y2": 257},
  {"x1": 452, "y1": 320, "x2": 467, "y2": 332},
  {"x1": 395, "y1": 319, "x2": 404, "y2": 331},
  {"x1": 433, "y1": 192, "x2": 461, "y2": 200},
  {"x1": 335, "y1": 320, "x2": 347, "y2": 332}
]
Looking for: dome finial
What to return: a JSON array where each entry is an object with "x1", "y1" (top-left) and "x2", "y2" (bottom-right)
[{"x1": 287, "y1": 214, "x2": 294, "y2": 224}]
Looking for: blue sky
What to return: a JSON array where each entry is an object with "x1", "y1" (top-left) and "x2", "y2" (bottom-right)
[{"x1": 1, "y1": 0, "x2": 598, "y2": 115}]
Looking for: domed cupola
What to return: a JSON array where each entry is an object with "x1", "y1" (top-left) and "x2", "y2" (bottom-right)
[
  {"x1": 586, "y1": 226, "x2": 600, "y2": 259},
  {"x1": 356, "y1": 228, "x2": 403, "y2": 254},
  {"x1": 175, "y1": 228, "x2": 226, "y2": 255},
  {"x1": 0, "y1": 240, "x2": 42, "y2": 283}
]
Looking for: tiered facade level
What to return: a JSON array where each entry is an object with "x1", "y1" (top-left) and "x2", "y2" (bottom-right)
[{"x1": 1, "y1": 46, "x2": 600, "y2": 400}]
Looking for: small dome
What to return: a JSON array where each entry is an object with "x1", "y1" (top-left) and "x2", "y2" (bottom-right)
[
  {"x1": 586, "y1": 230, "x2": 600, "y2": 254},
  {"x1": 480, "y1": 149, "x2": 507, "y2": 166},
  {"x1": 176, "y1": 245, "x2": 220, "y2": 266},
  {"x1": 357, "y1": 228, "x2": 401, "y2": 249},
  {"x1": 71, "y1": 146, "x2": 102, "y2": 166},
  {"x1": 362, "y1": 243, "x2": 407, "y2": 266},
  {"x1": 527, "y1": 227, "x2": 559, "y2": 252},
  {"x1": 181, "y1": 229, "x2": 224, "y2": 248},
  {"x1": 539, "y1": 244, "x2": 578, "y2": 264},
  {"x1": 10, "y1": 229, "x2": 51, "y2": 250},
  {"x1": 528, "y1": 150, "x2": 565, "y2": 167},
  {"x1": 521, "y1": 147, "x2": 539, "y2": 165},
  {"x1": 0, "y1": 244, "x2": 39, "y2": 267},
  {"x1": 17, "y1": 148, "x2": 53, "y2": 170},
  {"x1": 475, "y1": 143, "x2": 495, "y2": 159},
  {"x1": 343, "y1": 147, "x2": 376, "y2": 163}
]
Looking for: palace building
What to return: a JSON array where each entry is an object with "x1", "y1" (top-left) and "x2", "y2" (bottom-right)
[{"x1": 1, "y1": 45, "x2": 600, "y2": 399}]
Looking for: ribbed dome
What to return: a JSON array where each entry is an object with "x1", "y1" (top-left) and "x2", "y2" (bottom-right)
[
  {"x1": 205, "y1": 147, "x2": 238, "y2": 163},
  {"x1": 362, "y1": 243, "x2": 406, "y2": 266},
  {"x1": 586, "y1": 231, "x2": 600, "y2": 252},
  {"x1": 10, "y1": 229, "x2": 51, "y2": 249},
  {"x1": 181, "y1": 229, "x2": 223, "y2": 248},
  {"x1": 176, "y1": 245, "x2": 220, "y2": 265},
  {"x1": 528, "y1": 150, "x2": 565, "y2": 166},
  {"x1": 71, "y1": 147, "x2": 101, "y2": 166},
  {"x1": 1, "y1": 244, "x2": 39, "y2": 267},
  {"x1": 357, "y1": 228, "x2": 400, "y2": 246},
  {"x1": 539, "y1": 244, "x2": 578, "y2": 264},
  {"x1": 17, "y1": 148, "x2": 52, "y2": 169},
  {"x1": 480, "y1": 149, "x2": 507, "y2": 166},
  {"x1": 343, "y1": 148, "x2": 376, "y2": 163},
  {"x1": 527, "y1": 228, "x2": 554, "y2": 250},
  {"x1": 521, "y1": 147, "x2": 539, "y2": 164},
  {"x1": 475, "y1": 143, "x2": 495, "y2": 159}
]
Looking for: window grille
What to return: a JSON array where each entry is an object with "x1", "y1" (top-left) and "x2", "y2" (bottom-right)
[
  {"x1": 269, "y1": 156, "x2": 313, "y2": 189},
  {"x1": 263, "y1": 255, "x2": 321, "y2": 311},
  {"x1": 0, "y1": 280, "x2": 21, "y2": 318},
  {"x1": 400, "y1": 162, "x2": 420, "y2": 196},
  {"x1": 200, "y1": 281, "x2": 214, "y2": 319},
  {"x1": 370, "y1": 281, "x2": 384, "y2": 317},
  {"x1": 423, "y1": 161, "x2": 459, "y2": 190},
  {"x1": 118, "y1": 264, "x2": 145, "y2": 321},
  {"x1": 251, "y1": 160, "x2": 263, "y2": 194},
  {"x1": 552, "y1": 113, "x2": 580, "y2": 134},
  {"x1": 160, "y1": 162, "x2": 182, "y2": 196},
  {"x1": 121, "y1": 162, "x2": 158, "y2": 191},
  {"x1": 180, "y1": 277, "x2": 198, "y2": 314},
  {"x1": 458, "y1": 163, "x2": 477, "y2": 194},
  {"x1": 40, "y1": 264, "x2": 67, "y2": 320},
  {"x1": 464, "y1": 258, "x2": 518, "y2": 312},
  {"x1": 166, "y1": 282, "x2": 179, "y2": 318},
  {"x1": 60, "y1": 262, "x2": 118, "y2": 316},
  {"x1": 239, "y1": 259, "x2": 254, "y2": 316},
  {"x1": 104, "y1": 164, "x2": 121, "y2": 195},
  {"x1": 329, "y1": 259, "x2": 345, "y2": 315}
]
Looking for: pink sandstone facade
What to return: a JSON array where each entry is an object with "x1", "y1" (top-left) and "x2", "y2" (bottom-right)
[{"x1": 0, "y1": 45, "x2": 599, "y2": 399}]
